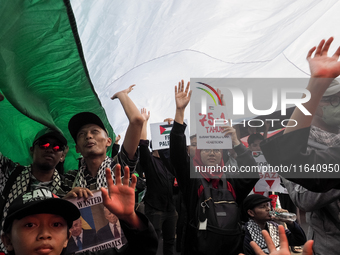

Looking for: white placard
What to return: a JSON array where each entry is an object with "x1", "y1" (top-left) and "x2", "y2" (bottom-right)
[
  {"x1": 195, "y1": 103, "x2": 232, "y2": 149},
  {"x1": 150, "y1": 120, "x2": 190, "y2": 150}
]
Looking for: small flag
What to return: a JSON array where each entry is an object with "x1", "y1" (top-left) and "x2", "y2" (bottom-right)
[{"x1": 160, "y1": 124, "x2": 172, "y2": 135}]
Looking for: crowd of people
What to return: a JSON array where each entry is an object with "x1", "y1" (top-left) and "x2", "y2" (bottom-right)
[{"x1": 1, "y1": 37, "x2": 340, "y2": 255}]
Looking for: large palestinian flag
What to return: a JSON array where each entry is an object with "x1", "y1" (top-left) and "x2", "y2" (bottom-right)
[
  {"x1": 1, "y1": 0, "x2": 340, "y2": 171},
  {"x1": 0, "y1": 0, "x2": 114, "y2": 170}
]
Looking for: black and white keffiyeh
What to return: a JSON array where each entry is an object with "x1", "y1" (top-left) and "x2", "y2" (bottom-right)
[
  {"x1": 247, "y1": 219, "x2": 280, "y2": 254},
  {"x1": 73, "y1": 156, "x2": 117, "y2": 189},
  {"x1": 310, "y1": 125, "x2": 340, "y2": 147}
]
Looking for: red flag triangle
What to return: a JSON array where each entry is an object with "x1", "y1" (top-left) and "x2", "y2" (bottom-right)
[
  {"x1": 160, "y1": 126, "x2": 166, "y2": 134},
  {"x1": 266, "y1": 180, "x2": 275, "y2": 188}
]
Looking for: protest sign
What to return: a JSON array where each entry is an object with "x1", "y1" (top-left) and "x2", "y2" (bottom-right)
[
  {"x1": 150, "y1": 120, "x2": 190, "y2": 150},
  {"x1": 252, "y1": 151, "x2": 287, "y2": 193},
  {"x1": 65, "y1": 191, "x2": 126, "y2": 254},
  {"x1": 195, "y1": 103, "x2": 232, "y2": 149}
]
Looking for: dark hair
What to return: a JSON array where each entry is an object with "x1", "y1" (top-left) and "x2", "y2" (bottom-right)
[{"x1": 247, "y1": 133, "x2": 264, "y2": 146}]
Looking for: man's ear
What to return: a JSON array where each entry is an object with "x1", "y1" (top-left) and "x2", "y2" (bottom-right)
[
  {"x1": 106, "y1": 137, "x2": 112, "y2": 147},
  {"x1": 1, "y1": 233, "x2": 14, "y2": 251},
  {"x1": 60, "y1": 154, "x2": 65, "y2": 163},
  {"x1": 247, "y1": 209, "x2": 255, "y2": 218}
]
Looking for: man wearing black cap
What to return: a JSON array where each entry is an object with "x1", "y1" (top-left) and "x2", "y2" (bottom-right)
[
  {"x1": 0, "y1": 127, "x2": 70, "y2": 253},
  {"x1": 242, "y1": 194, "x2": 306, "y2": 255},
  {"x1": 64, "y1": 85, "x2": 144, "y2": 193}
]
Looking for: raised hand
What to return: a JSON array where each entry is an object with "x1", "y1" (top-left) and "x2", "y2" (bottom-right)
[
  {"x1": 221, "y1": 120, "x2": 240, "y2": 146},
  {"x1": 163, "y1": 118, "x2": 174, "y2": 125},
  {"x1": 101, "y1": 165, "x2": 137, "y2": 225},
  {"x1": 250, "y1": 225, "x2": 292, "y2": 255},
  {"x1": 111, "y1": 84, "x2": 135, "y2": 100},
  {"x1": 307, "y1": 37, "x2": 340, "y2": 78},
  {"x1": 114, "y1": 134, "x2": 121, "y2": 144},
  {"x1": 175, "y1": 80, "x2": 191, "y2": 110},
  {"x1": 141, "y1": 108, "x2": 150, "y2": 122},
  {"x1": 244, "y1": 225, "x2": 313, "y2": 255}
]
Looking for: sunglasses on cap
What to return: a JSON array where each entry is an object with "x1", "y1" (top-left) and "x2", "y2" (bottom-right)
[{"x1": 34, "y1": 140, "x2": 65, "y2": 152}]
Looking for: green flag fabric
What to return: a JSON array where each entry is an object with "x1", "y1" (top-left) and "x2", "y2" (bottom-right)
[{"x1": 0, "y1": 0, "x2": 114, "y2": 171}]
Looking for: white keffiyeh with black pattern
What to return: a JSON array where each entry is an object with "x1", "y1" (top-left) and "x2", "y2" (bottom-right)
[
  {"x1": 72, "y1": 156, "x2": 117, "y2": 189},
  {"x1": 247, "y1": 219, "x2": 280, "y2": 254}
]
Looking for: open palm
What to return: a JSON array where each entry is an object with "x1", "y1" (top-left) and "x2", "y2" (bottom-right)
[
  {"x1": 307, "y1": 37, "x2": 340, "y2": 78},
  {"x1": 175, "y1": 80, "x2": 191, "y2": 110},
  {"x1": 101, "y1": 165, "x2": 136, "y2": 222}
]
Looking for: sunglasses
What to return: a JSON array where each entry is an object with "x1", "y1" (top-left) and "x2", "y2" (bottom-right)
[{"x1": 34, "y1": 140, "x2": 65, "y2": 152}]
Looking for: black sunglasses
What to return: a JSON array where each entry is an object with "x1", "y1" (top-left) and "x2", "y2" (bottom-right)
[{"x1": 34, "y1": 140, "x2": 65, "y2": 152}]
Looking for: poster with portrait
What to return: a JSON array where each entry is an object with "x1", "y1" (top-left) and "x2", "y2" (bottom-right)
[{"x1": 65, "y1": 191, "x2": 126, "y2": 254}]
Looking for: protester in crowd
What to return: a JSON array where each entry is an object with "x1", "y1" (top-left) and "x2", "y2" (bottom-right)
[
  {"x1": 248, "y1": 132, "x2": 301, "y2": 252},
  {"x1": 279, "y1": 79, "x2": 340, "y2": 254},
  {"x1": 260, "y1": 37, "x2": 340, "y2": 192},
  {"x1": 1, "y1": 164, "x2": 158, "y2": 255},
  {"x1": 170, "y1": 80, "x2": 259, "y2": 255},
  {"x1": 138, "y1": 108, "x2": 177, "y2": 255},
  {"x1": 248, "y1": 134, "x2": 265, "y2": 152},
  {"x1": 63, "y1": 85, "x2": 144, "y2": 194},
  {"x1": 242, "y1": 194, "x2": 306, "y2": 255},
  {"x1": 0, "y1": 127, "x2": 70, "y2": 253}
]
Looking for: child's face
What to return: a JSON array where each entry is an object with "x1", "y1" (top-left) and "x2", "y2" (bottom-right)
[{"x1": 2, "y1": 213, "x2": 70, "y2": 255}]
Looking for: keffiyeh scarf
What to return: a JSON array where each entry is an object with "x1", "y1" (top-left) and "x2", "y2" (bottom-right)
[
  {"x1": 73, "y1": 156, "x2": 117, "y2": 189},
  {"x1": 247, "y1": 219, "x2": 280, "y2": 254}
]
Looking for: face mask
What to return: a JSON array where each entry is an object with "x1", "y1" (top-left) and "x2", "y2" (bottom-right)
[{"x1": 322, "y1": 104, "x2": 340, "y2": 126}]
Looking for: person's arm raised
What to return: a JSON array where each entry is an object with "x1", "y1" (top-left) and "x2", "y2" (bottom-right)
[
  {"x1": 140, "y1": 108, "x2": 150, "y2": 140},
  {"x1": 174, "y1": 80, "x2": 192, "y2": 125},
  {"x1": 285, "y1": 37, "x2": 340, "y2": 134},
  {"x1": 111, "y1": 85, "x2": 144, "y2": 159}
]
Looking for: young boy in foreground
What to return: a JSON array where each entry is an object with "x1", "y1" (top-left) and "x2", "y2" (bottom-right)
[{"x1": 1, "y1": 165, "x2": 158, "y2": 255}]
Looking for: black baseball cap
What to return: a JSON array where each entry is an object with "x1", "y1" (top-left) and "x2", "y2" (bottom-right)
[
  {"x1": 33, "y1": 127, "x2": 67, "y2": 147},
  {"x1": 243, "y1": 194, "x2": 272, "y2": 211},
  {"x1": 3, "y1": 188, "x2": 80, "y2": 232},
  {"x1": 68, "y1": 112, "x2": 108, "y2": 142}
]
